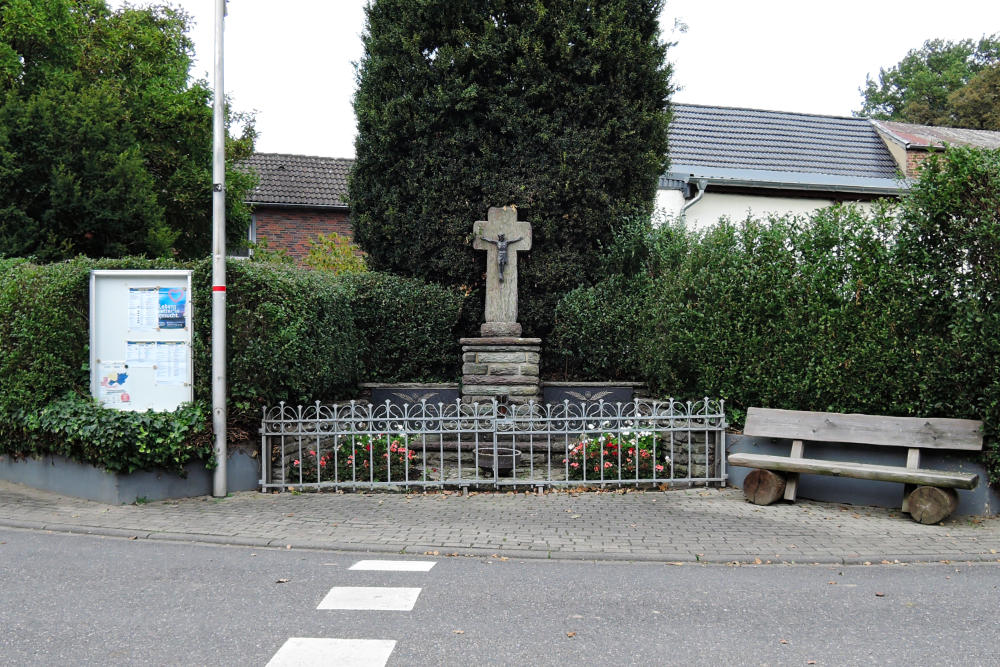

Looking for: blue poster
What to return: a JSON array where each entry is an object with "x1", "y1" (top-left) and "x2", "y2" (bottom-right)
[{"x1": 158, "y1": 287, "x2": 187, "y2": 329}]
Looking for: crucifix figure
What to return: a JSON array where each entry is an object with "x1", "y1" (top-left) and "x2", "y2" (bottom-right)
[
  {"x1": 477, "y1": 232, "x2": 523, "y2": 282},
  {"x1": 473, "y1": 207, "x2": 532, "y2": 333}
]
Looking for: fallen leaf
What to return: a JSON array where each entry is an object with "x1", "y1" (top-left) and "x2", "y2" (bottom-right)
[
  {"x1": 779, "y1": 639, "x2": 789, "y2": 645},
  {"x1": 286, "y1": 513, "x2": 294, "y2": 517},
  {"x1": 827, "y1": 581, "x2": 837, "y2": 585},
  {"x1": 566, "y1": 632, "x2": 576, "y2": 638},
  {"x1": 453, "y1": 630, "x2": 464, "y2": 635},
  {"x1": 808, "y1": 661, "x2": 817, "y2": 665},
  {"x1": 754, "y1": 558, "x2": 762, "y2": 565},
  {"x1": 666, "y1": 561, "x2": 684, "y2": 566},
  {"x1": 875, "y1": 592, "x2": 885, "y2": 597},
  {"x1": 276, "y1": 578, "x2": 290, "y2": 584},
  {"x1": 129, "y1": 536, "x2": 138, "y2": 540}
]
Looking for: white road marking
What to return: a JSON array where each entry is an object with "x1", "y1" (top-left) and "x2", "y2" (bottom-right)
[
  {"x1": 349, "y1": 560, "x2": 436, "y2": 572},
  {"x1": 266, "y1": 638, "x2": 396, "y2": 667},
  {"x1": 317, "y1": 586, "x2": 422, "y2": 611}
]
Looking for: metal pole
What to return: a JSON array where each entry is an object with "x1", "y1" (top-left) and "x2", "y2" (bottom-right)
[{"x1": 211, "y1": 0, "x2": 227, "y2": 497}]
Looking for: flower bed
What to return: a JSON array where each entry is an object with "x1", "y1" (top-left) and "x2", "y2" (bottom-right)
[
  {"x1": 286, "y1": 434, "x2": 421, "y2": 484},
  {"x1": 563, "y1": 431, "x2": 669, "y2": 481}
]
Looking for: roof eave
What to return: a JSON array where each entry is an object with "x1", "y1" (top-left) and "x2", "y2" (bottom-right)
[
  {"x1": 247, "y1": 200, "x2": 350, "y2": 210},
  {"x1": 664, "y1": 166, "x2": 907, "y2": 197}
]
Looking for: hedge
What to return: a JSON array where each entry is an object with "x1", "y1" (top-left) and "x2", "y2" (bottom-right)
[
  {"x1": 550, "y1": 147, "x2": 1000, "y2": 483},
  {"x1": 0, "y1": 257, "x2": 464, "y2": 474},
  {"x1": 336, "y1": 272, "x2": 468, "y2": 383}
]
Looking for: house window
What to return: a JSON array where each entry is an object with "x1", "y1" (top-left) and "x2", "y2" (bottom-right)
[{"x1": 229, "y1": 214, "x2": 256, "y2": 259}]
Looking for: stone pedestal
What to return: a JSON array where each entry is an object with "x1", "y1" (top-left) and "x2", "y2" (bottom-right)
[{"x1": 460, "y1": 337, "x2": 542, "y2": 405}]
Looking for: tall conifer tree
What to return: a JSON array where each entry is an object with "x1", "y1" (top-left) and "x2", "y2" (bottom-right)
[{"x1": 351, "y1": 0, "x2": 672, "y2": 337}]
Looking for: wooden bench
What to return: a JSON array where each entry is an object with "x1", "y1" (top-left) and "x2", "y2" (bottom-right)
[{"x1": 728, "y1": 408, "x2": 983, "y2": 524}]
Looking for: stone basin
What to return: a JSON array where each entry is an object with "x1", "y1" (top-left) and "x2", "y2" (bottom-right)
[{"x1": 474, "y1": 446, "x2": 522, "y2": 474}]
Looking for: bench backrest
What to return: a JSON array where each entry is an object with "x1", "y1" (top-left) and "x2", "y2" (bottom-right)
[{"x1": 743, "y1": 408, "x2": 983, "y2": 451}]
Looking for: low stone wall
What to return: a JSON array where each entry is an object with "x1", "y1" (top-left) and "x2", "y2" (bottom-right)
[{"x1": 0, "y1": 451, "x2": 259, "y2": 504}]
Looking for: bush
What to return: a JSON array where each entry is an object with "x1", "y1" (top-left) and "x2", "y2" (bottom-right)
[
  {"x1": 1, "y1": 256, "x2": 365, "y2": 473},
  {"x1": 578, "y1": 149, "x2": 1000, "y2": 482},
  {"x1": 0, "y1": 256, "x2": 211, "y2": 473},
  {"x1": 548, "y1": 274, "x2": 651, "y2": 380},
  {"x1": 191, "y1": 259, "x2": 363, "y2": 422},
  {"x1": 337, "y1": 272, "x2": 468, "y2": 382},
  {"x1": 16, "y1": 395, "x2": 211, "y2": 475},
  {"x1": 303, "y1": 232, "x2": 367, "y2": 274}
]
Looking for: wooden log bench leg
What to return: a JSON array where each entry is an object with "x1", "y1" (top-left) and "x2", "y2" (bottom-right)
[
  {"x1": 743, "y1": 469, "x2": 786, "y2": 505},
  {"x1": 782, "y1": 440, "x2": 804, "y2": 502},
  {"x1": 907, "y1": 486, "x2": 959, "y2": 525},
  {"x1": 901, "y1": 448, "x2": 920, "y2": 513}
]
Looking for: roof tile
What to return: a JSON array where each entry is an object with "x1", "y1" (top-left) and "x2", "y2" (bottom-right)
[
  {"x1": 243, "y1": 153, "x2": 353, "y2": 207},
  {"x1": 668, "y1": 104, "x2": 900, "y2": 180}
]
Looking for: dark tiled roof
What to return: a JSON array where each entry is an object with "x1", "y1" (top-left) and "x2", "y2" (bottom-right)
[
  {"x1": 243, "y1": 153, "x2": 353, "y2": 208},
  {"x1": 668, "y1": 104, "x2": 901, "y2": 182},
  {"x1": 873, "y1": 120, "x2": 1000, "y2": 150}
]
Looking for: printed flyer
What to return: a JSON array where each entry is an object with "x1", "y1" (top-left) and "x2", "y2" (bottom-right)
[
  {"x1": 128, "y1": 287, "x2": 158, "y2": 331},
  {"x1": 97, "y1": 361, "x2": 131, "y2": 406},
  {"x1": 158, "y1": 287, "x2": 187, "y2": 329}
]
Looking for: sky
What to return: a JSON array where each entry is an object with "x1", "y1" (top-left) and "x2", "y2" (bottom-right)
[{"x1": 111, "y1": 1, "x2": 1000, "y2": 159}]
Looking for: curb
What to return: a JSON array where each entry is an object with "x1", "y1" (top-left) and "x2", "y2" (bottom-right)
[{"x1": 3, "y1": 519, "x2": 998, "y2": 565}]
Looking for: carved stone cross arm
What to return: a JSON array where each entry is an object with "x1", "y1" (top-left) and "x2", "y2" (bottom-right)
[{"x1": 473, "y1": 206, "x2": 532, "y2": 330}]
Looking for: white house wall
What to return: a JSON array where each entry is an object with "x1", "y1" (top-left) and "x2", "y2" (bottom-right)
[{"x1": 654, "y1": 190, "x2": 877, "y2": 230}]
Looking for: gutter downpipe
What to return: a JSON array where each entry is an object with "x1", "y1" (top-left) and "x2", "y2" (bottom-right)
[{"x1": 680, "y1": 178, "x2": 708, "y2": 219}]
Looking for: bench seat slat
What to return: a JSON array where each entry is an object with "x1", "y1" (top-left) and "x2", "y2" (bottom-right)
[
  {"x1": 728, "y1": 453, "x2": 979, "y2": 490},
  {"x1": 743, "y1": 408, "x2": 983, "y2": 451}
]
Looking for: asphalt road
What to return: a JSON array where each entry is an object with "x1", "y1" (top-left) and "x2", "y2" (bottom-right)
[{"x1": 1, "y1": 528, "x2": 998, "y2": 666}]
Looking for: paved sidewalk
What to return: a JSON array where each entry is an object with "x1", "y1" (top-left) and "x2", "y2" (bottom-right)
[{"x1": 1, "y1": 480, "x2": 999, "y2": 564}]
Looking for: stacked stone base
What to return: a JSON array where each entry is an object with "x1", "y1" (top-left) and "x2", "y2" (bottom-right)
[{"x1": 460, "y1": 337, "x2": 541, "y2": 405}]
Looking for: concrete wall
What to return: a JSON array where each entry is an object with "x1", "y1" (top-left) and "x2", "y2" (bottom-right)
[
  {"x1": 0, "y1": 451, "x2": 260, "y2": 505},
  {"x1": 655, "y1": 190, "x2": 877, "y2": 231},
  {"x1": 726, "y1": 434, "x2": 998, "y2": 517}
]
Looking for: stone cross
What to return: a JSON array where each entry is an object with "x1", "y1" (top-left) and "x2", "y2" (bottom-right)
[{"x1": 473, "y1": 206, "x2": 532, "y2": 337}]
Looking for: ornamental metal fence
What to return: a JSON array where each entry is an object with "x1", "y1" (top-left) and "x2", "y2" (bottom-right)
[{"x1": 259, "y1": 398, "x2": 727, "y2": 492}]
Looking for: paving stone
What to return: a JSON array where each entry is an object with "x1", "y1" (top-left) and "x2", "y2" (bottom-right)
[{"x1": 1, "y1": 480, "x2": 998, "y2": 564}]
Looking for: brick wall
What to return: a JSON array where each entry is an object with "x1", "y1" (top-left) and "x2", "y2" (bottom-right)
[
  {"x1": 905, "y1": 150, "x2": 933, "y2": 177},
  {"x1": 253, "y1": 206, "x2": 353, "y2": 261}
]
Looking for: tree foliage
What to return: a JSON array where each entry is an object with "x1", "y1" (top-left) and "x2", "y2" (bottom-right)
[
  {"x1": 350, "y1": 0, "x2": 672, "y2": 337},
  {"x1": 857, "y1": 35, "x2": 1000, "y2": 127},
  {"x1": 948, "y1": 64, "x2": 1000, "y2": 130},
  {"x1": 0, "y1": 0, "x2": 256, "y2": 261}
]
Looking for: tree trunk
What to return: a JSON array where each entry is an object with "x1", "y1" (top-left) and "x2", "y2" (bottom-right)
[
  {"x1": 907, "y1": 486, "x2": 959, "y2": 525},
  {"x1": 743, "y1": 469, "x2": 786, "y2": 505}
]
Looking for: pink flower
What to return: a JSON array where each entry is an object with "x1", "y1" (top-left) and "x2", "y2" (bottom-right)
[
  {"x1": 655, "y1": 464, "x2": 664, "y2": 471},
  {"x1": 293, "y1": 459, "x2": 300, "y2": 466},
  {"x1": 570, "y1": 462, "x2": 579, "y2": 468},
  {"x1": 309, "y1": 450, "x2": 316, "y2": 456},
  {"x1": 604, "y1": 461, "x2": 613, "y2": 469},
  {"x1": 562, "y1": 458, "x2": 569, "y2": 463}
]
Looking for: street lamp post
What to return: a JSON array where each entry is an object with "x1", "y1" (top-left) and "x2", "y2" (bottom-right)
[{"x1": 211, "y1": 0, "x2": 227, "y2": 497}]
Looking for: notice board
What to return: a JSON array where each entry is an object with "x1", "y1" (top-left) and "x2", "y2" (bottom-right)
[{"x1": 90, "y1": 270, "x2": 193, "y2": 412}]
